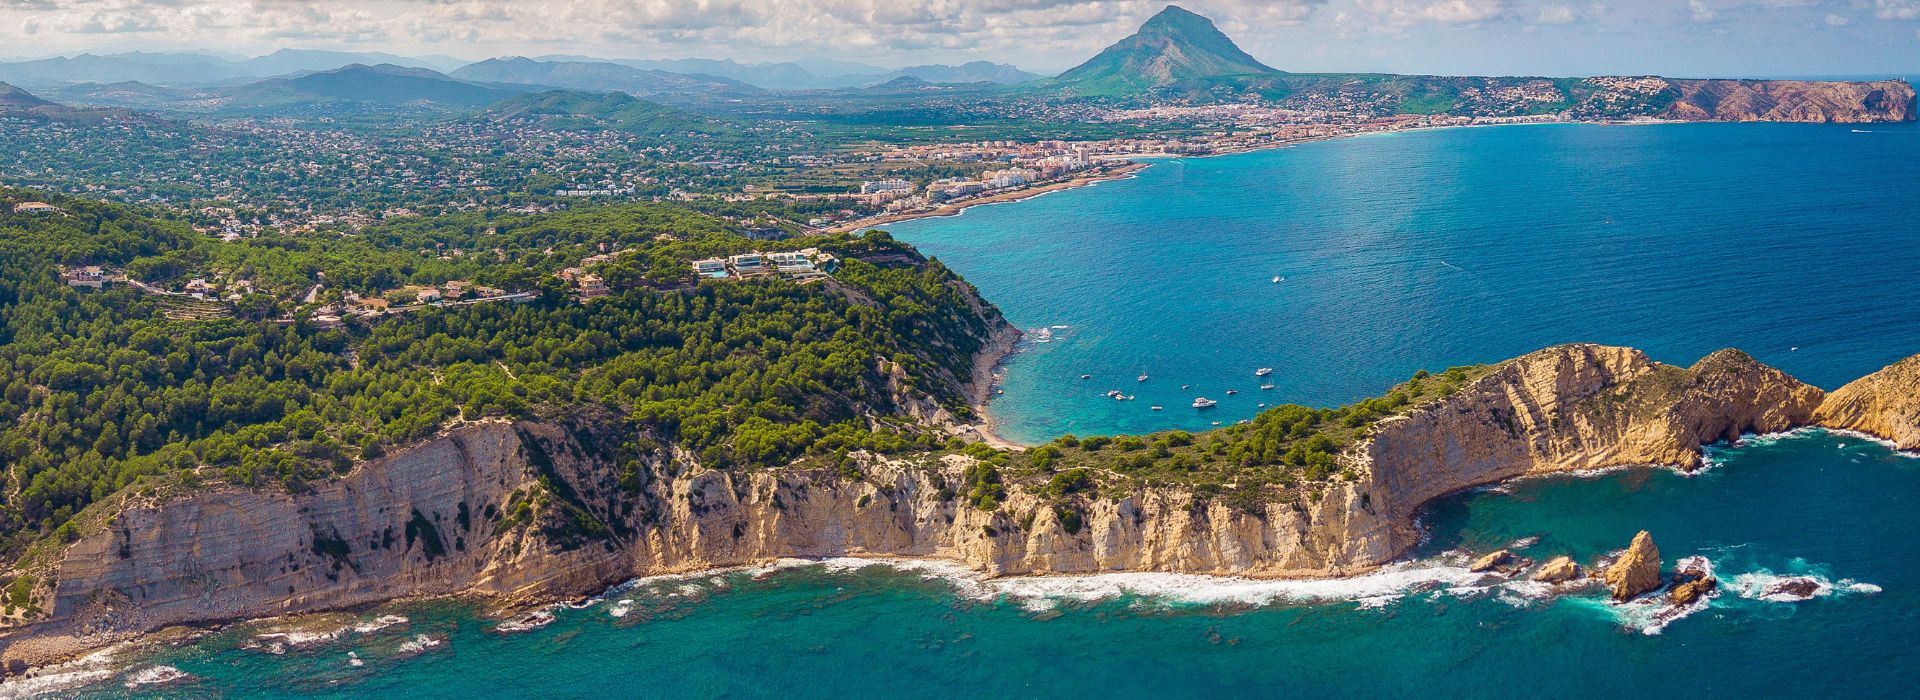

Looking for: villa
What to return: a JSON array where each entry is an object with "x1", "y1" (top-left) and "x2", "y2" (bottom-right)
[
  {"x1": 728, "y1": 253, "x2": 773, "y2": 277},
  {"x1": 693, "y1": 258, "x2": 731, "y2": 279}
]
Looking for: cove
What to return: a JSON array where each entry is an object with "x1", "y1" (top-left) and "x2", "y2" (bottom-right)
[{"x1": 887, "y1": 122, "x2": 1920, "y2": 444}]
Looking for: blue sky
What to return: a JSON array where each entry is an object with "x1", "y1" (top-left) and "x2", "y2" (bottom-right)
[{"x1": 2, "y1": 0, "x2": 1915, "y2": 76}]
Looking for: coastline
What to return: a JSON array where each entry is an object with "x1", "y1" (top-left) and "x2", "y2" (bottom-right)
[
  {"x1": 828, "y1": 161, "x2": 1151, "y2": 235},
  {"x1": 958, "y1": 321, "x2": 1028, "y2": 450}
]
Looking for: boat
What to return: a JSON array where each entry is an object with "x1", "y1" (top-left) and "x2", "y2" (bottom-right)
[
  {"x1": 1260, "y1": 383, "x2": 1274, "y2": 390},
  {"x1": 1150, "y1": 405, "x2": 1163, "y2": 411},
  {"x1": 1192, "y1": 397, "x2": 1217, "y2": 409},
  {"x1": 1137, "y1": 373, "x2": 1149, "y2": 382},
  {"x1": 1255, "y1": 368, "x2": 1273, "y2": 376},
  {"x1": 1105, "y1": 390, "x2": 1123, "y2": 398},
  {"x1": 1271, "y1": 276, "x2": 1280, "y2": 283},
  {"x1": 1225, "y1": 389, "x2": 1238, "y2": 395},
  {"x1": 1181, "y1": 384, "x2": 1190, "y2": 389},
  {"x1": 1080, "y1": 374, "x2": 1092, "y2": 379}
]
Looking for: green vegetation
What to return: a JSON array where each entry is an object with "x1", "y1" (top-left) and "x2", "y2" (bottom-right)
[
  {"x1": 0, "y1": 190, "x2": 1000, "y2": 558},
  {"x1": 970, "y1": 364, "x2": 1494, "y2": 513}
]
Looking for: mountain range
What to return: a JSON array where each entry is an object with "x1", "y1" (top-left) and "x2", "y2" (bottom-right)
[{"x1": 1, "y1": 5, "x2": 1908, "y2": 123}]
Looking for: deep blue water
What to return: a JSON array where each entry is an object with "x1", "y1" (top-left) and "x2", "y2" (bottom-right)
[
  {"x1": 26, "y1": 122, "x2": 1920, "y2": 698},
  {"x1": 890, "y1": 122, "x2": 1920, "y2": 443}
]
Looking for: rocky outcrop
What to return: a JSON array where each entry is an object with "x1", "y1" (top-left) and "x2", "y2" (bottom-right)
[
  {"x1": 1813, "y1": 353, "x2": 1920, "y2": 450},
  {"x1": 1468, "y1": 550, "x2": 1513, "y2": 573},
  {"x1": 1354, "y1": 344, "x2": 1821, "y2": 555},
  {"x1": 0, "y1": 343, "x2": 1890, "y2": 666},
  {"x1": 1532, "y1": 556, "x2": 1581, "y2": 583},
  {"x1": 1605, "y1": 531, "x2": 1663, "y2": 601},
  {"x1": 1659, "y1": 79, "x2": 1915, "y2": 123}
]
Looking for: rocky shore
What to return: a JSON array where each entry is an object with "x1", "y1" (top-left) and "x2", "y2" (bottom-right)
[{"x1": 5, "y1": 343, "x2": 1920, "y2": 670}]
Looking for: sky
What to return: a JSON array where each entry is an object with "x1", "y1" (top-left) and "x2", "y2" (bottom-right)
[{"x1": 1, "y1": 0, "x2": 1916, "y2": 77}]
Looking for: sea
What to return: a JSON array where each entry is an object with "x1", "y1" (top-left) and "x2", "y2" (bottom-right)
[{"x1": 25, "y1": 122, "x2": 1920, "y2": 698}]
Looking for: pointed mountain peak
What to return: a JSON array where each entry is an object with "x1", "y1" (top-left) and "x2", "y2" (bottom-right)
[{"x1": 1053, "y1": 5, "x2": 1279, "y2": 95}]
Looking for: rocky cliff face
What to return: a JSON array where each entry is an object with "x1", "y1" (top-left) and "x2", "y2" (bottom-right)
[
  {"x1": 1661, "y1": 79, "x2": 1916, "y2": 123},
  {"x1": 4, "y1": 343, "x2": 1901, "y2": 666},
  {"x1": 1813, "y1": 353, "x2": 1920, "y2": 449},
  {"x1": 1355, "y1": 344, "x2": 1822, "y2": 552}
]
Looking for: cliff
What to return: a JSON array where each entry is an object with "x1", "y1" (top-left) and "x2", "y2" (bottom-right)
[
  {"x1": 1813, "y1": 353, "x2": 1920, "y2": 449},
  {"x1": 12, "y1": 343, "x2": 1920, "y2": 669},
  {"x1": 1658, "y1": 79, "x2": 1916, "y2": 123}
]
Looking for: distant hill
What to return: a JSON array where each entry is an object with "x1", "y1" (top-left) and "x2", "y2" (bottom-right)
[
  {"x1": 0, "y1": 81, "x2": 54, "y2": 110},
  {"x1": 522, "y1": 55, "x2": 1039, "y2": 90},
  {"x1": 1051, "y1": 5, "x2": 1279, "y2": 95},
  {"x1": 480, "y1": 90, "x2": 734, "y2": 136},
  {"x1": 216, "y1": 64, "x2": 524, "y2": 113},
  {"x1": 0, "y1": 50, "x2": 460, "y2": 88},
  {"x1": 890, "y1": 62, "x2": 1043, "y2": 86},
  {"x1": 451, "y1": 58, "x2": 762, "y2": 100},
  {"x1": 0, "y1": 81, "x2": 145, "y2": 121}
]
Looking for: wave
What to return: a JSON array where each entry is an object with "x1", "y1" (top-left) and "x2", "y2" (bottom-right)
[
  {"x1": 493, "y1": 610, "x2": 556, "y2": 633},
  {"x1": 352, "y1": 614, "x2": 409, "y2": 635},
  {"x1": 397, "y1": 634, "x2": 446, "y2": 655},
  {"x1": 122, "y1": 665, "x2": 190, "y2": 689},
  {"x1": 0, "y1": 648, "x2": 122, "y2": 697}
]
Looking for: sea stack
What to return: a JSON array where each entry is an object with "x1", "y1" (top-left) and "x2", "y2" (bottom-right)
[{"x1": 1605, "y1": 531, "x2": 1662, "y2": 601}]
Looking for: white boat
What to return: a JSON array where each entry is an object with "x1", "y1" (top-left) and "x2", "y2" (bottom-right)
[
  {"x1": 1080, "y1": 374, "x2": 1092, "y2": 379},
  {"x1": 1137, "y1": 373, "x2": 1149, "y2": 382},
  {"x1": 1192, "y1": 397, "x2": 1217, "y2": 409},
  {"x1": 1260, "y1": 383, "x2": 1275, "y2": 390},
  {"x1": 1271, "y1": 276, "x2": 1280, "y2": 283},
  {"x1": 1150, "y1": 405, "x2": 1163, "y2": 411},
  {"x1": 1255, "y1": 368, "x2": 1273, "y2": 376},
  {"x1": 1225, "y1": 389, "x2": 1238, "y2": 395},
  {"x1": 1181, "y1": 384, "x2": 1190, "y2": 389}
]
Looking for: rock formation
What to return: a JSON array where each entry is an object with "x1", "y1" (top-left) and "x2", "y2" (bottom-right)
[
  {"x1": 1469, "y1": 550, "x2": 1513, "y2": 573},
  {"x1": 1813, "y1": 353, "x2": 1920, "y2": 450},
  {"x1": 13, "y1": 342, "x2": 1920, "y2": 667},
  {"x1": 1532, "y1": 556, "x2": 1581, "y2": 583},
  {"x1": 1605, "y1": 531, "x2": 1663, "y2": 601}
]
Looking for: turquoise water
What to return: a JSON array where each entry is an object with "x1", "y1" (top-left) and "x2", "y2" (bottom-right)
[
  {"x1": 55, "y1": 431, "x2": 1919, "y2": 697},
  {"x1": 31, "y1": 123, "x2": 1920, "y2": 697},
  {"x1": 889, "y1": 122, "x2": 1920, "y2": 443}
]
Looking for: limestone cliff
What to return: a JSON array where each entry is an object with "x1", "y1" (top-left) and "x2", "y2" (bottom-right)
[
  {"x1": 0, "y1": 343, "x2": 1879, "y2": 667},
  {"x1": 1354, "y1": 344, "x2": 1822, "y2": 552},
  {"x1": 1660, "y1": 79, "x2": 1916, "y2": 123},
  {"x1": 1813, "y1": 353, "x2": 1920, "y2": 450}
]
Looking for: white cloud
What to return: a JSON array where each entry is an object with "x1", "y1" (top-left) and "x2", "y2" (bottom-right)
[
  {"x1": 1352, "y1": 0, "x2": 1514, "y2": 30},
  {"x1": 1535, "y1": 4, "x2": 1578, "y2": 23},
  {"x1": 1823, "y1": 12, "x2": 1849, "y2": 25},
  {"x1": 1876, "y1": 0, "x2": 1920, "y2": 20},
  {"x1": 0, "y1": 0, "x2": 1344, "y2": 67},
  {"x1": 1688, "y1": 0, "x2": 1717, "y2": 22}
]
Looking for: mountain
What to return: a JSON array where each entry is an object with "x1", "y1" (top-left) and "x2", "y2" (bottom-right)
[
  {"x1": 481, "y1": 90, "x2": 734, "y2": 136},
  {"x1": 0, "y1": 80, "x2": 145, "y2": 121},
  {"x1": 0, "y1": 50, "x2": 465, "y2": 88},
  {"x1": 887, "y1": 62, "x2": 1042, "y2": 86},
  {"x1": 0, "y1": 52, "x2": 250, "y2": 87},
  {"x1": 523, "y1": 55, "x2": 1036, "y2": 90},
  {"x1": 450, "y1": 57, "x2": 762, "y2": 99},
  {"x1": 217, "y1": 64, "x2": 524, "y2": 113},
  {"x1": 1052, "y1": 5, "x2": 1279, "y2": 95},
  {"x1": 0, "y1": 81, "x2": 53, "y2": 110},
  {"x1": 239, "y1": 49, "x2": 454, "y2": 76}
]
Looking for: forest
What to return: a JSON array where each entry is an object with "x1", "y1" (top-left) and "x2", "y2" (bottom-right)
[{"x1": 0, "y1": 190, "x2": 1001, "y2": 558}]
